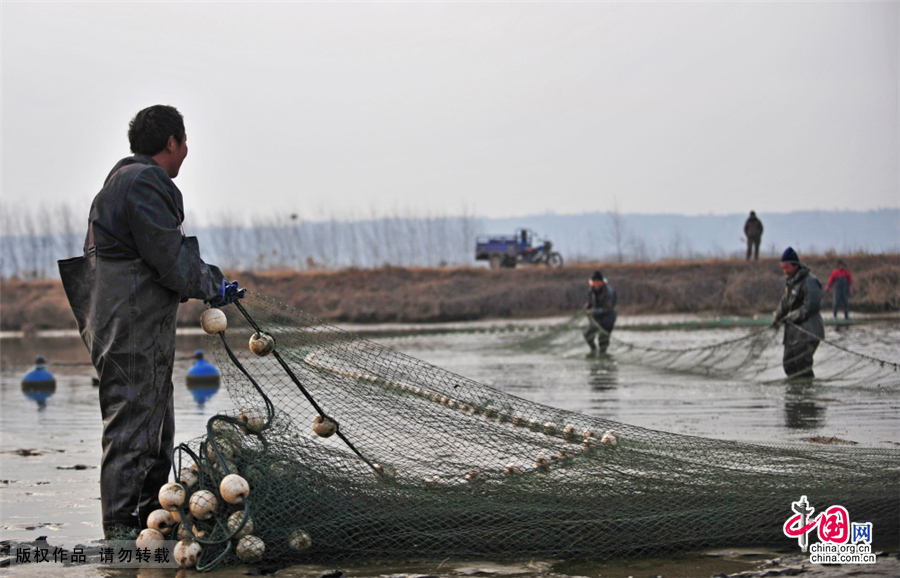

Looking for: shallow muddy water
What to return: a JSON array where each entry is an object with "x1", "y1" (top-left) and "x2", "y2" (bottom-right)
[
  {"x1": 380, "y1": 318, "x2": 900, "y2": 446},
  {"x1": 1, "y1": 315, "x2": 898, "y2": 576}
]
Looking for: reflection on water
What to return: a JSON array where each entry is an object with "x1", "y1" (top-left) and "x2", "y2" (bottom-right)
[
  {"x1": 783, "y1": 381, "x2": 827, "y2": 430},
  {"x1": 186, "y1": 380, "x2": 221, "y2": 406},
  {"x1": 21, "y1": 380, "x2": 57, "y2": 409},
  {"x1": 186, "y1": 350, "x2": 221, "y2": 406},
  {"x1": 587, "y1": 356, "x2": 618, "y2": 391},
  {"x1": 19, "y1": 356, "x2": 58, "y2": 410}
]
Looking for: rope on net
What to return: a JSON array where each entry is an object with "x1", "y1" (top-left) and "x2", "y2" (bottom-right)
[{"x1": 163, "y1": 292, "x2": 899, "y2": 572}]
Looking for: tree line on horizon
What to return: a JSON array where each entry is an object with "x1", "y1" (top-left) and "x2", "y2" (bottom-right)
[{"x1": 0, "y1": 203, "x2": 891, "y2": 281}]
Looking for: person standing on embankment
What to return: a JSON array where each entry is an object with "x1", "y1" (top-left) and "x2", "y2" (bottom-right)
[
  {"x1": 58, "y1": 104, "x2": 243, "y2": 539},
  {"x1": 824, "y1": 259, "x2": 853, "y2": 320},
  {"x1": 744, "y1": 211, "x2": 764, "y2": 261},
  {"x1": 771, "y1": 247, "x2": 825, "y2": 378}
]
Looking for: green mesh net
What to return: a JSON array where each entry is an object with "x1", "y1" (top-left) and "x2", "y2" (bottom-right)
[
  {"x1": 503, "y1": 313, "x2": 900, "y2": 388},
  {"x1": 167, "y1": 293, "x2": 899, "y2": 571}
]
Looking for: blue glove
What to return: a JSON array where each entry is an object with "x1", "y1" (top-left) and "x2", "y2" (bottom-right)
[
  {"x1": 593, "y1": 308, "x2": 605, "y2": 315},
  {"x1": 208, "y1": 280, "x2": 246, "y2": 308}
]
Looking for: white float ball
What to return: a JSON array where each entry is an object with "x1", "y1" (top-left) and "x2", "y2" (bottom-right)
[
  {"x1": 189, "y1": 490, "x2": 218, "y2": 520},
  {"x1": 238, "y1": 407, "x2": 267, "y2": 433},
  {"x1": 135, "y1": 528, "x2": 164, "y2": 550},
  {"x1": 146, "y1": 509, "x2": 176, "y2": 535},
  {"x1": 287, "y1": 529, "x2": 312, "y2": 551},
  {"x1": 236, "y1": 535, "x2": 265, "y2": 563},
  {"x1": 227, "y1": 511, "x2": 254, "y2": 539},
  {"x1": 601, "y1": 429, "x2": 619, "y2": 446},
  {"x1": 174, "y1": 539, "x2": 202, "y2": 568},
  {"x1": 312, "y1": 415, "x2": 337, "y2": 437},
  {"x1": 158, "y1": 482, "x2": 186, "y2": 511},
  {"x1": 220, "y1": 474, "x2": 250, "y2": 505},
  {"x1": 200, "y1": 308, "x2": 227, "y2": 335},
  {"x1": 179, "y1": 467, "x2": 199, "y2": 489},
  {"x1": 249, "y1": 332, "x2": 276, "y2": 356}
]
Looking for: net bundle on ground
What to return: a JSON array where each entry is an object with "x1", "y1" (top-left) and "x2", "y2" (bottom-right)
[{"x1": 170, "y1": 293, "x2": 900, "y2": 571}]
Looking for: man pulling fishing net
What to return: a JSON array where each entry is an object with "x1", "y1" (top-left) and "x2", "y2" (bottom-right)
[
  {"x1": 583, "y1": 270, "x2": 617, "y2": 355},
  {"x1": 772, "y1": 247, "x2": 825, "y2": 379},
  {"x1": 58, "y1": 105, "x2": 245, "y2": 540}
]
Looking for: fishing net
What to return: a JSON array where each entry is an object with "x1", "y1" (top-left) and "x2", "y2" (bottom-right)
[
  {"x1": 168, "y1": 293, "x2": 899, "y2": 571},
  {"x1": 610, "y1": 329, "x2": 900, "y2": 387},
  {"x1": 510, "y1": 314, "x2": 900, "y2": 388}
]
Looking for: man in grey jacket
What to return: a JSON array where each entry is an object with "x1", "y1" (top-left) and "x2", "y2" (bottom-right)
[
  {"x1": 584, "y1": 270, "x2": 618, "y2": 355},
  {"x1": 59, "y1": 105, "x2": 240, "y2": 539},
  {"x1": 772, "y1": 247, "x2": 825, "y2": 378}
]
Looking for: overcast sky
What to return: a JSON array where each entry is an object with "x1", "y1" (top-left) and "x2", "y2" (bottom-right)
[{"x1": 2, "y1": 1, "x2": 897, "y2": 225}]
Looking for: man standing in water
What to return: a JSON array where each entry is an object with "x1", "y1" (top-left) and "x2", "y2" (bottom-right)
[
  {"x1": 772, "y1": 247, "x2": 824, "y2": 378},
  {"x1": 744, "y1": 211, "x2": 764, "y2": 261},
  {"x1": 824, "y1": 259, "x2": 853, "y2": 320},
  {"x1": 584, "y1": 270, "x2": 617, "y2": 355},
  {"x1": 58, "y1": 105, "x2": 243, "y2": 539}
]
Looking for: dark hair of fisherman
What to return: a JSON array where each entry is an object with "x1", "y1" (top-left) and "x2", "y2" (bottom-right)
[{"x1": 128, "y1": 105, "x2": 185, "y2": 156}]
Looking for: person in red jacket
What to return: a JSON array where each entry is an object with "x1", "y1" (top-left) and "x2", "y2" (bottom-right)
[{"x1": 824, "y1": 259, "x2": 853, "y2": 320}]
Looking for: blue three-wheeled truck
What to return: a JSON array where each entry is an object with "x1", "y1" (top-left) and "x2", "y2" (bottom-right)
[{"x1": 475, "y1": 228, "x2": 564, "y2": 269}]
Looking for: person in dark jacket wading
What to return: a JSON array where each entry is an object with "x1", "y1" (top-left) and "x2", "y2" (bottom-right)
[
  {"x1": 771, "y1": 247, "x2": 825, "y2": 379},
  {"x1": 58, "y1": 105, "x2": 243, "y2": 539},
  {"x1": 584, "y1": 270, "x2": 617, "y2": 355}
]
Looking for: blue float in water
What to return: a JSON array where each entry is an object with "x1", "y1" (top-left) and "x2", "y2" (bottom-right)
[
  {"x1": 186, "y1": 350, "x2": 220, "y2": 405},
  {"x1": 187, "y1": 350, "x2": 220, "y2": 379},
  {"x1": 22, "y1": 355, "x2": 56, "y2": 408},
  {"x1": 22, "y1": 355, "x2": 56, "y2": 386}
]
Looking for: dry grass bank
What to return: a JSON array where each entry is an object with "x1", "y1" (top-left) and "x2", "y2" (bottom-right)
[{"x1": 2, "y1": 254, "x2": 897, "y2": 332}]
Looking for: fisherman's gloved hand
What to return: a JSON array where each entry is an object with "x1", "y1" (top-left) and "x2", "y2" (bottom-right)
[
  {"x1": 593, "y1": 308, "x2": 606, "y2": 315},
  {"x1": 207, "y1": 280, "x2": 246, "y2": 308},
  {"x1": 770, "y1": 311, "x2": 783, "y2": 328}
]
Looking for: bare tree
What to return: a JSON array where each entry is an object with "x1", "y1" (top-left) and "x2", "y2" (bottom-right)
[
  {"x1": 666, "y1": 230, "x2": 684, "y2": 260},
  {"x1": 55, "y1": 203, "x2": 83, "y2": 258},
  {"x1": 627, "y1": 232, "x2": 649, "y2": 262},
  {"x1": 0, "y1": 205, "x2": 22, "y2": 279},
  {"x1": 607, "y1": 197, "x2": 626, "y2": 263}
]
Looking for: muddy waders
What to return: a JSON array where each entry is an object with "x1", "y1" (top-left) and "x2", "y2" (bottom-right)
[
  {"x1": 60, "y1": 253, "x2": 180, "y2": 534},
  {"x1": 585, "y1": 311, "x2": 617, "y2": 354}
]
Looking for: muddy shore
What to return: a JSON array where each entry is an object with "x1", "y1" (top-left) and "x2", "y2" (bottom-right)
[
  {"x1": 2, "y1": 254, "x2": 898, "y2": 332},
  {"x1": 1, "y1": 541, "x2": 897, "y2": 577}
]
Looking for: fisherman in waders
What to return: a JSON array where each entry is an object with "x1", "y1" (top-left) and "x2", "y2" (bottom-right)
[
  {"x1": 58, "y1": 105, "x2": 244, "y2": 539},
  {"x1": 584, "y1": 270, "x2": 617, "y2": 356},
  {"x1": 824, "y1": 259, "x2": 853, "y2": 320},
  {"x1": 771, "y1": 247, "x2": 825, "y2": 379}
]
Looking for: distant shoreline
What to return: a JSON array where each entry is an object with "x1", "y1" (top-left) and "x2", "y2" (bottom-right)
[
  {"x1": 2, "y1": 254, "x2": 897, "y2": 332},
  {"x1": 2, "y1": 311, "x2": 897, "y2": 342}
]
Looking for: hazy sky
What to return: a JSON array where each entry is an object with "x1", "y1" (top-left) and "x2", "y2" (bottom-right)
[{"x1": 2, "y1": 2, "x2": 898, "y2": 224}]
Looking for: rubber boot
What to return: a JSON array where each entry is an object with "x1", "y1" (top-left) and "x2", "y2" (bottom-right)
[{"x1": 584, "y1": 335, "x2": 597, "y2": 357}]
